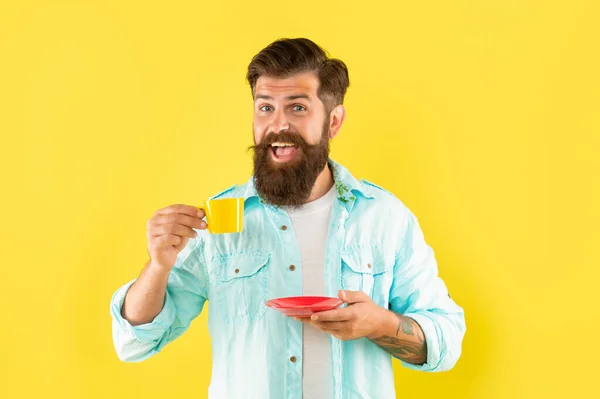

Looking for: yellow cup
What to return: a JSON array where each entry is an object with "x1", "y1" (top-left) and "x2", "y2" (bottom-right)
[{"x1": 197, "y1": 198, "x2": 244, "y2": 234}]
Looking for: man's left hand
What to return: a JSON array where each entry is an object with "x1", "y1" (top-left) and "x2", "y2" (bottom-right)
[{"x1": 296, "y1": 290, "x2": 391, "y2": 341}]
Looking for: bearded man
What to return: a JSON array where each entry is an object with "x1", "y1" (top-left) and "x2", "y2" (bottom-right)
[{"x1": 110, "y1": 37, "x2": 466, "y2": 399}]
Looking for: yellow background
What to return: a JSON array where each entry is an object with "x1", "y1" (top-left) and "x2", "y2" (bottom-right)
[{"x1": 1, "y1": 1, "x2": 598, "y2": 398}]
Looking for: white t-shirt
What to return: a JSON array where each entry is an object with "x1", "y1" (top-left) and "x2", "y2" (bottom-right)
[{"x1": 285, "y1": 184, "x2": 337, "y2": 399}]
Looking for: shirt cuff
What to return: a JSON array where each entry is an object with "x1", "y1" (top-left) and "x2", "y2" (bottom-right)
[
  {"x1": 110, "y1": 279, "x2": 176, "y2": 342},
  {"x1": 400, "y1": 311, "x2": 444, "y2": 372}
]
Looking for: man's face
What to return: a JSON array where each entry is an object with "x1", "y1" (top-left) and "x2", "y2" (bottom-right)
[{"x1": 252, "y1": 72, "x2": 331, "y2": 207}]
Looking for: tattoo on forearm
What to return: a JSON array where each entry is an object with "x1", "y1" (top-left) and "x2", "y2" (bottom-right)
[
  {"x1": 399, "y1": 317, "x2": 414, "y2": 336},
  {"x1": 373, "y1": 314, "x2": 427, "y2": 365}
]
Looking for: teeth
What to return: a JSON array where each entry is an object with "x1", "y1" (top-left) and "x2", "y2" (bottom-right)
[{"x1": 271, "y1": 142, "x2": 295, "y2": 147}]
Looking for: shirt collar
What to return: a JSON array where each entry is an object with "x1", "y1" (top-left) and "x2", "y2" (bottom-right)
[{"x1": 243, "y1": 159, "x2": 374, "y2": 206}]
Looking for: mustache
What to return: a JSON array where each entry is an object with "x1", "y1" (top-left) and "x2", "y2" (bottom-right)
[{"x1": 248, "y1": 131, "x2": 310, "y2": 152}]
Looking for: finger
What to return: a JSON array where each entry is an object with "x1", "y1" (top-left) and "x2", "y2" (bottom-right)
[
  {"x1": 153, "y1": 234, "x2": 182, "y2": 248},
  {"x1": 151, "y1": 223, "x2": 198, "y2": 239},
  {"x1": 306, "y1": 321, "x2": 341, "y2": 334},
  {"x1": 294, "y1": 317, "x2": 312, "y2": 322},
  {"x1": 316, "y1": 326, "x2": 341, "y2": 334},
  {"x1": 154, "y1": 204, "x2": 201, "y2": 218},
  {"x1": 311, "y1": 308, "x2": 353, "y2": 322},
  {"x1": 150, "y1": 214, "x2": 206, "y2": 230},
  {"x1": 339, "y1": 290, "x2": 370, "y2": 304},
  {"x1": 310, "y1": 321, "x2": 349, "y2": 331}
]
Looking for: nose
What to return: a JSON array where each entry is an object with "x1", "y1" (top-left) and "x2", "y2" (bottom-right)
[{"x1": 269, "y1": 109, "x2": 289, "y2": 134}]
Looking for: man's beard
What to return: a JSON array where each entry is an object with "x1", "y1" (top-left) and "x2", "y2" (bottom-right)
[{"x1": 251, "y1": 119, "x2": 330, "y2": 208}]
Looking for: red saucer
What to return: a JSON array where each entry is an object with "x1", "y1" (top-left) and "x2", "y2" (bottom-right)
[{"x1": 265, "y1": 296, "x2": 344, "y2": 317}]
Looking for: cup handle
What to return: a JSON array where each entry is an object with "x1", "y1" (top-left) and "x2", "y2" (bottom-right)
[{"x1": 196, "y1": 202, "x2": 210, "y2": 233}]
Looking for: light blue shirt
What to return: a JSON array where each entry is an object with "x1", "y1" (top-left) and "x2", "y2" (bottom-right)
[{"x1": 110, "y1": 159, "x2": 466, "y2": 399}]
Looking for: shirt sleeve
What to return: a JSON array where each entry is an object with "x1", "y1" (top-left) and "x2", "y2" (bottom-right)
[
  {"x1": 110, "y1": 236, "x2": 209, "y2": 362},
  {"x1": 389, "y1": 210, "x2": 466, "y2": 372}
]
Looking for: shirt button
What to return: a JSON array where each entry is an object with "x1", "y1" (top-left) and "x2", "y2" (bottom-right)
[
  {"x1": 289, "y1": 265, "x2": 296, "y2": 271},
  {"x1": 290, "y1": 356, "x2": 297, "y2": 363},
  {"x1": 367, "y1": 263, "x2": 372, "y2": 269},
  {"x1": 234, "y1": 268, "x2": 240, "y2": 274},
  {"x1": 281, "y1": 225, "x2": 288, "y2": 231}
]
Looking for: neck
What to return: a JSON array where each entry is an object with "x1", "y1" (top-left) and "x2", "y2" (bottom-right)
[{"x1": 306, "y1": 162, "x2": 335, "y2": 203}]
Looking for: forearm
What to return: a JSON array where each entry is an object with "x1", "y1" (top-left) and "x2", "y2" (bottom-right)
[
  {"x1": 370, "y1": 310, "x2": 427, "y2": 365},
  {"x1": 121, "y1": 260, "x2": 171, "y2": 326}
]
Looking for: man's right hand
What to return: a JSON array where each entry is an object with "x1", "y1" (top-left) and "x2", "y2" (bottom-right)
[{"x1": 146, "y1": 204, "x2": 207, "y2": 271}]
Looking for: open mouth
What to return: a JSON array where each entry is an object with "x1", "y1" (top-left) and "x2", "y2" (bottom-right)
[{"x1": 270, "y1": 142, "x2": 299, "y2": 162}]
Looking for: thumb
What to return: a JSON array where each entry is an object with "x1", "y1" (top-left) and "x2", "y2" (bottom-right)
[
  {"x1": 338, "y1": 290, "x2": 369, "y2": 304},
  {"x1": 175, "y1": 236, "x2": 191, "y2": 252}
]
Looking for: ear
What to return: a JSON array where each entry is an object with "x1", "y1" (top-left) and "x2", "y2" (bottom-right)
[{"x1": 328, "y1": 104, "x2": 346, "y2": 139}]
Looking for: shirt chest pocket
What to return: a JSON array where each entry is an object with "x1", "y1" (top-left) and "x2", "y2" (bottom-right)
[
  {"x1": 211, "y1": 251, "x2": 271, "y2": 324},
  {"x1": 341, "y1": 248, "x2": 393, "y2": 309}
]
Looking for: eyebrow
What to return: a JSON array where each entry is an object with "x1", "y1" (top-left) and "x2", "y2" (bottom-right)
[{"x1": 255, "y1": 94, "x2": 311, "y2": 101}]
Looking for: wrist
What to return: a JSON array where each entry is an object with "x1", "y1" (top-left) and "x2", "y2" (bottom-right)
[
  {"x1": 368, "y1": 307, "x2": 398, "y2": 340},
  {"x1": 148, "y1": 260, "x2": 173, "y2": 277}
]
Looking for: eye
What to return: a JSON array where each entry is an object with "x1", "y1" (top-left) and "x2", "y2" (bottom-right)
[
  {"x1": 259, "y1": 105, "x2": 273, "y2": 112},
  {"x1": 292, "y1": 105, "x2": 306, "y2": 112}
]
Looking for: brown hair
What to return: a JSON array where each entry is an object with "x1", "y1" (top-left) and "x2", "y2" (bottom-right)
[{"x1": 246, "y1": 38, "x2": 350, "y2": 112}]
